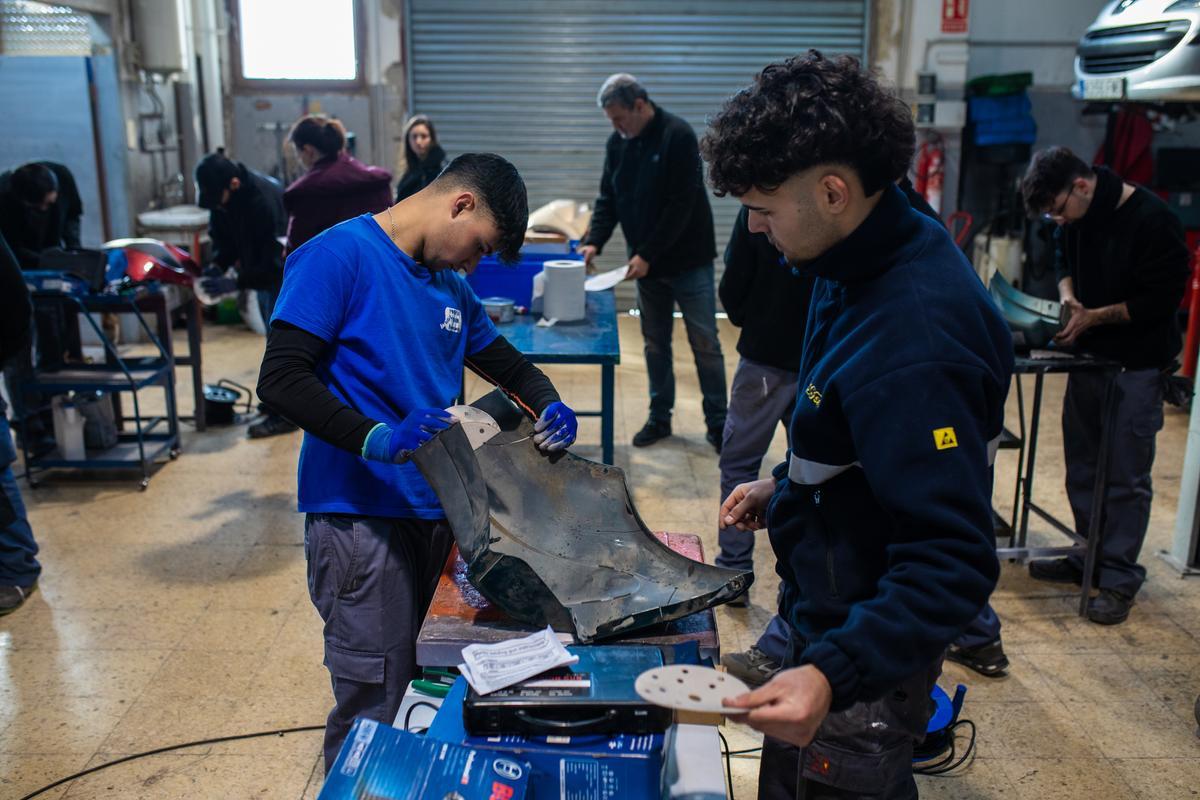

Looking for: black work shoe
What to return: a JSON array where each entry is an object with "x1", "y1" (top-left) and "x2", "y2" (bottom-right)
[
  {"x1": 247, "y1": 415, "x2": 299, "y2": 439},
  {"x1": 946, "y1": 638, "x2": 1010, "y2": 678},
  {"x1": 722, "y1": 645, "x2": 781, "y2": 688},
  {"x1": 1028, "y1": 558, "x2": 1085, "y2": 586},
  {"x1": 1087, "y1": 588, "x2": 1134, "y2": 625},
  {"x1": 632, "y1": 419, "x2": 671, "y2": 447},
  {"x1": 0, "y1": 582, "x2": 37, "y2": 617},
  {"x1": 706, "y1": 426, "x2": 724, "y2": 454}
]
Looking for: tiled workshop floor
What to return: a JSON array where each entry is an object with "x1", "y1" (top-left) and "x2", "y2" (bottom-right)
[{"x1": 2, "y1": 315, "x2": 1199, "y2": 799}]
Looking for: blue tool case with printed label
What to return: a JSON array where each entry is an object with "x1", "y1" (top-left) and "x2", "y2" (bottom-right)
[{"x1": 319, "y1": 717, "x2": 532, "y2": 800}]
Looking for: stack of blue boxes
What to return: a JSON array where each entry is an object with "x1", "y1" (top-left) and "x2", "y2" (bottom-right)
[{"x1": 966, "y1": 73, "x2": 1037, "y2": 148}]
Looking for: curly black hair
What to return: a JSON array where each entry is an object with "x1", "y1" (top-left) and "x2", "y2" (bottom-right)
[
  {"x1": 1021, "y1": 146, "x2": 1092, "y2": 216},
  {"x1": 435, "y1": 153, "x2": 528, "y2": 264},
  {"x1": 700, "y1": 50, "x2": 914, "y2": 197}
]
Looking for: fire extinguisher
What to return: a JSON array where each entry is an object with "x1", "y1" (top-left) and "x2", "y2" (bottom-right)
[{"x1": 915, "y1": 134, "x2": 945, "y2": 217}]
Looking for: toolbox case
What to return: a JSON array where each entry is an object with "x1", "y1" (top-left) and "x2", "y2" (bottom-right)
[{"x1": 464, "y1": 645, "x2": 672, "y2": 736}]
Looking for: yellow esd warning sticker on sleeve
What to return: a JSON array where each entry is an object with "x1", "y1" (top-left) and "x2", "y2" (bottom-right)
[{"x1": 933, "y1": 427, "x2": 958, "y2": 450}]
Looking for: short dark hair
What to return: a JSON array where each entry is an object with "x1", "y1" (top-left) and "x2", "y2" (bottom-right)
[
  {"x1": 1021, "y1": 146, "x2": 1093, "y2": 216},
  {"x1": 194, "y1": 149, "x2": 240, "y2": 210},
  {"x1": 11, "y1": 163, "x2": 58, "y2": 205},
  {"x1": 434, "y1": 153, "x2": 528, "y2": 264},
  {"x1": 597, "y1": 73, "x2": 650, "y2": 109},
  {"x1": 701, "y1": 50, "x2": 915, "y2": 197},
  {"x1": 289, "y1": 114, "x2": 346, "y2": 158}
]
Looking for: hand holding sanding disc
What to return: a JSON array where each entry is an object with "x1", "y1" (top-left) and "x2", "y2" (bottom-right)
[
  {"x1": 634, "y1": 665, "x2": 750, "y2": 713},
  {"x1": 445, "y1": 405, "x2": 501, "y2": 450}
]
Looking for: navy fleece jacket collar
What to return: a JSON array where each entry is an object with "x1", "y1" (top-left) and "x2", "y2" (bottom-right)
[{"x1": 799, "y1": 185, "x2": 925, "y2": 283}]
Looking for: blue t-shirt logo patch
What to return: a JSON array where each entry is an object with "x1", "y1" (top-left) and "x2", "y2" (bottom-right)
[{"x1": 440, "y1": 307, "x2": 462, "y2": 334}]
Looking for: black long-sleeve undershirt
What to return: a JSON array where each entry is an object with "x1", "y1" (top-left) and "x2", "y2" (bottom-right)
[{"x1": 257, "y1": 321, "x2": 560, "y2": 456}]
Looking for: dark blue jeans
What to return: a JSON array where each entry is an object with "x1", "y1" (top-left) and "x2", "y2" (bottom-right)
[
  {"x1": 1063, "y1": 368, "x2": 1164, "y2": 597},
  {"x1": 636, "y1": 264, "x2": 728, "y2": 431},
  {"x1": 257, "y1": 285, "x2": 280, "y2": 328},
  {"x1": 0, "y1": 397, "x2": 41, "y2": 587}
]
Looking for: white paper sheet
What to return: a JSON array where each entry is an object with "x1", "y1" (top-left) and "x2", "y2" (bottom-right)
[
  {"x1": 584, "y1": 265, "x2": 630, "y2": 292},
  {"x1": 458, "y1": 626, "x2": 579, "y2": 696}
]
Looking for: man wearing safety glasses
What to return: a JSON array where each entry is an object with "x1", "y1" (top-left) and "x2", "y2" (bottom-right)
[{"x1": 1021, "y1": 146, "x2": 1189, "y2": 625}]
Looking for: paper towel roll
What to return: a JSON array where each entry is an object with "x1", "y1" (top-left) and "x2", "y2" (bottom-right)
[{"x1": 542, "y1": 260, "x2": 586, "y2": 322}]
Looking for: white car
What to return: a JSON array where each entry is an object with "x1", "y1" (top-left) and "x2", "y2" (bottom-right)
[{"x1": 1074, "y1": 0, "x2": 1200, "y2": 102}]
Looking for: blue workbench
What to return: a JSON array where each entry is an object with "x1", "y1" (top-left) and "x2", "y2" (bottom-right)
[{"x1": 487, "y1": 290, "x2": 621, "y2": 464}]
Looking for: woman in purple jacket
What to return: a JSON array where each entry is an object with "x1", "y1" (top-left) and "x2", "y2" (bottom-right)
[{"x1": 283, "y1": 115, "x2": 393, "y2": 254}]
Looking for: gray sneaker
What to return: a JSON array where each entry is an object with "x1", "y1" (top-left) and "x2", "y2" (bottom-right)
[
  {"x1": 0, "y1": 582, "x2": 37, "y2": 617},
  {"x1": 721, "y1": 645, "x2": 781, "y2": 688}
]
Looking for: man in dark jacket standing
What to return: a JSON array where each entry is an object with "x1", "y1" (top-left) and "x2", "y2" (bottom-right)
[
  {"x1": 579, "y1": 74, "x2": 727, "y2": 450},
  {"x1": 0, "y1": 231, "x2": 42, "y2": 616},
  {"x1": 704, "y1": 51, "x2": 1013, "y2": 799},
  {"x1": 0, "y1": 161, "x2": 83, "y2": 268},
  {"x1": 1022, "y1": 146, "x2": 1189, "y2": 625},
  {"x1": 194, "y1": 150, "x2": 294, "y2": 438}
]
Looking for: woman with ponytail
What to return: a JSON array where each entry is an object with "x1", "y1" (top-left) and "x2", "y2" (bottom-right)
[{"x1": 283, "y1": 115, "x2": 393, "y2": 253}]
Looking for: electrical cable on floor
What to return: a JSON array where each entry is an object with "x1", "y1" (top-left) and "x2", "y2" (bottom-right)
[
  {"x1": 913, "y1": 719, "x2": 977, "y2": 776},
  {"x1": 17, "y1": 724, "x2": 325, "y2": 800},
  {"x1": 717, "y1": 729, "x2": 737, "y2": 800},
  {"x1": 725, "y1": 745, "x2": 764, "y2": 756},
  {"x1": 719, "y1": 724, "x2": 767, "y2": 800},
  {"x1": 404, "y1": 700, "x2": 442, "y2": 732}
]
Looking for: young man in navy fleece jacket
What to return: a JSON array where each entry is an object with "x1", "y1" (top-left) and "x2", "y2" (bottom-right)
[{"x1": 701, "y1": 51, "x2": 1014, "y2": 799}]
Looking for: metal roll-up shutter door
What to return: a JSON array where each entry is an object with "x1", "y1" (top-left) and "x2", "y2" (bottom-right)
[{"x1": 407, "y1": 0, "x2": 868, "y2": 308}]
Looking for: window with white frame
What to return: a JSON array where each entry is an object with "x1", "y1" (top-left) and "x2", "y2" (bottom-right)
[{"x1": 236, "y1": 0, "x2": 358, "y2": 82}]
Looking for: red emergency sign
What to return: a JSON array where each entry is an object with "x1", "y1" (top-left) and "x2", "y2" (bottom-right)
[{"x1": 942, "y1": 0, "x2": 969, "y2": 33}]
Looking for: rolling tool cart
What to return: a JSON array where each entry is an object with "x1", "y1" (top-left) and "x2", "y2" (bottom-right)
[{"x1": 19, "y1": 279, "x2": 180, "y2": 490}]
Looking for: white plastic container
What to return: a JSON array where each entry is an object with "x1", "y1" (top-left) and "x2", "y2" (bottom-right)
[{"x1": 52, "y1": 397, "x2": 87, "y2": 461}]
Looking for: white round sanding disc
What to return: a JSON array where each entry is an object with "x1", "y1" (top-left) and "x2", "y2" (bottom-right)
[
  {"x1": 634, "y1": 665, "x2": 750, "y2": 714},
  {"x1": 445, "y1": 405, "x2": 501, "y2": 450}
]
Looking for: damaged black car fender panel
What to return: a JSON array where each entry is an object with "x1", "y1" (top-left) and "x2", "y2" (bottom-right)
[{"x1": 405, "y1": 389, "x2": 751, "y2": 643}]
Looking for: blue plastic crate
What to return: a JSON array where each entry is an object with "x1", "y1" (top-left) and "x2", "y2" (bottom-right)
[
  {"x1": 968, "y1": 93, "x2": 1032, "y2": 122},
  {"x1": 467, "y1": 257, "x2": 545, "y2": 309},
  {"x1": 467, "y1": 244, "x2": 579, "y2": 309},
  {"x1": 974, "y1": 117, "x2": 1037, "y2": 146}
]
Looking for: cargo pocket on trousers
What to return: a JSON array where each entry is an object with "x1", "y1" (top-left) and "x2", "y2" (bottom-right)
[
  {"x1": 801, "y1": 739, "x2": 913, "y2": 796},
  {"x1": 324, "y1": 641, "x2": 386, "y2": 686}
]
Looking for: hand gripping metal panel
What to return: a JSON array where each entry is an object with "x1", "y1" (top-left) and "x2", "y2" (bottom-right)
[{"x1": 407, "y1": 390, "x2": 751, "y2": 643}]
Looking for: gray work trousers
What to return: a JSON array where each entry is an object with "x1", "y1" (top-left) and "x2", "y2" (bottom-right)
[
  {"x1": 758, "y1": 634, "x2": 939, "y2": 799},
  {"x1": 305, "y1": 513, "x2": 454, "y2": 771},
  {"x1": 717, "y1": 358, "x2": 798, "y2": 573},
  {"x1": 1062, "y1": 368, "x2": 1165, "y2": 598}
]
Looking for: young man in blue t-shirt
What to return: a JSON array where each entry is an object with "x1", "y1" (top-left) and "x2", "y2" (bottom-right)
[{"x1": 257, "y1": 153, "x2": 578, "y2": 769}]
